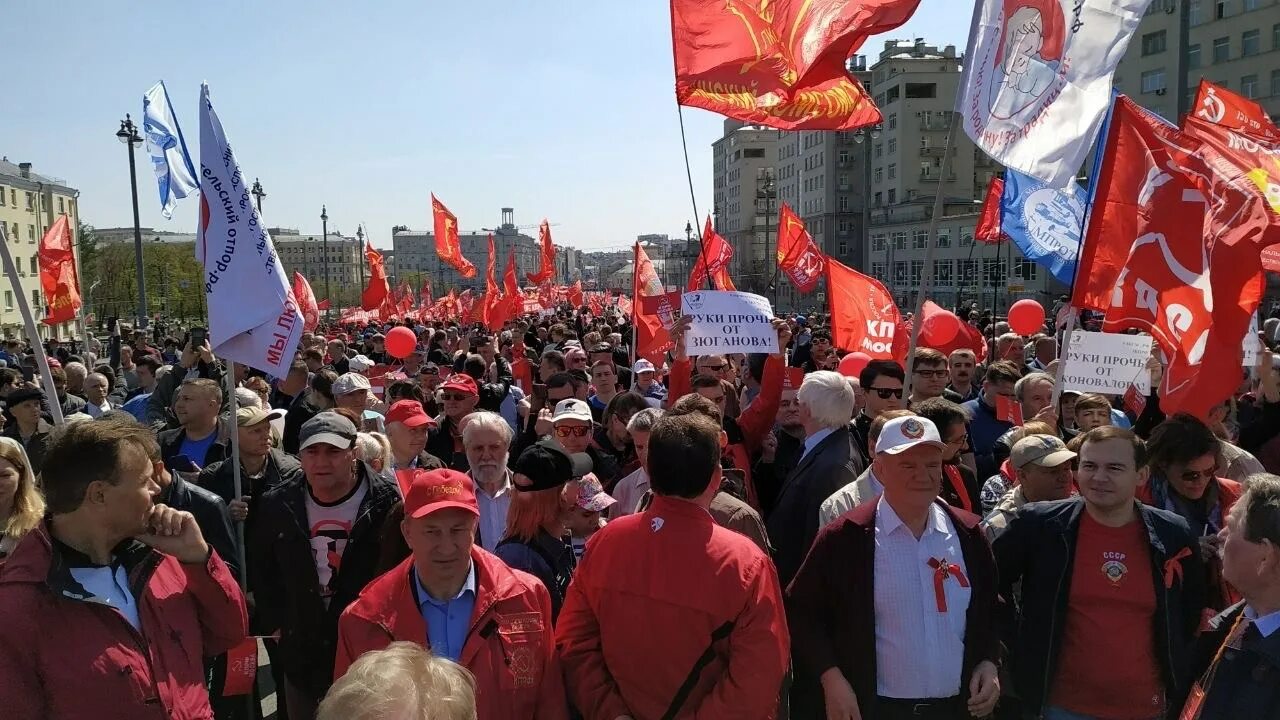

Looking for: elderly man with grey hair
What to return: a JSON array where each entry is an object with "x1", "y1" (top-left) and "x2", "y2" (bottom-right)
[
  {"x1": 1015, "y1": 371, "x2": 1058, "y2": 429},
  {"x1": 610, "y1": 408, "x2": 664, "y2": 517},
  {"x1": 462, "y1": 410, "x2": 514, "y2": 551},
  {"x1": 766, "y1": 370, "x2": 862, "y2": 586},
  {"x1": 81, "y1": 372, "x2": 118, "y2": 418}
]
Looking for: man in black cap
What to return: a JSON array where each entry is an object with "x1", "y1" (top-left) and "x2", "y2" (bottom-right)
[
  {"x1": 2, "y1": 384, "x2": 52, "y2": 475},
  {"x1": 495, "y1": 438, "x2": 592, "y2": 622}
]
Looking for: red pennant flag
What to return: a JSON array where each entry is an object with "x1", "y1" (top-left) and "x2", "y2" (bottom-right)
[
  {"x1": 395, "y1": 281, "x2": 414, "y2": 316},
  {"x1": 317, "y1": 299, "x2": 331, "y2": 311},
  {"x1": 1123, "y1": 385, "x2": 1147, "y2": 418},
  {"x1": 826, "y1": 257, "x2": 900, "y2": 358},
  {"x1": 687, "y1": 216, "x2": 737, "y2": 291},
  {"x1": 776, "y1": 203, "x2": 827, "y2": 294},
  {"x1": 420, "y1": 278, "x2": 433, "y2": 307},
  {"x1": 526, "y1": 219, "x2": 556, "y2": 285},
  {"x1": 672, "y1": 0, "x2": 921, "y2": 131},
  {"x1": 361, "y1": 242, "x2": 391, "y2": 311},
  {"x1": 431, "y1": 194, "x2": 476, "y2": 279},
  {"x1": 221, "y1": 637, "x2": 258, "y2": 697},
  {"x1": 633, "y1": 243, "x2": 675, "y2": 364},
  {"x1": 568, "y1": 279, "x2": 584, "y2": 308},
  {"x1": 292, "y1": 272, "x2": 320, "y2": 332},
  {"x1": 37, "y1": 215, "x2": 82, "y2": 325},
  {"x1": 1074, "y1": 94, "x2": 1276, "y2": 419},
  {"x1": 996, "y1": 394, "x2": 1024, "y2": 425},
  {"x1": 974, "y1": 177, "x2": 1007, "y2": 244}
]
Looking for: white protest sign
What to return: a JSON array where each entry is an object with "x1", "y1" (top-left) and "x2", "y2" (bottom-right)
[
  {"x1": 681, "y1": 291, "x2": 778, "y2": 355},
  {"x1": 1243, "y1": 313, "x2": 1261, "y2": 367},
  {"x1": 1062, "y1": 331, "x2": 1153, "y2": 395}
]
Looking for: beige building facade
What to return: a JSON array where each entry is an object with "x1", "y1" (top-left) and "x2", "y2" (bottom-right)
[{"x1": 0, "y1": 158, "x2": 81, "y2": 340}]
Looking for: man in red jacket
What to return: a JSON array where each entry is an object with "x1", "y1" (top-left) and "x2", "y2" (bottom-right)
[
  {"x1": 556, "y1": 411, "x2": 790, "y2": 719},
  {"x1": 0, "y1": 416, "x2": 247, "y2": 720},
  {"x1": 334, "y1": 468, "x2": 567, "y2": 719}
]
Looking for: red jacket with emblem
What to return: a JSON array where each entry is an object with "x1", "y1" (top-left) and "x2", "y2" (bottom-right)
[
  {"x1": 334, "y1": 546, "x2": 568, "y2": 720},
  {"x1": 0, "y1": 524, "x2": 248, "y2": 720}
]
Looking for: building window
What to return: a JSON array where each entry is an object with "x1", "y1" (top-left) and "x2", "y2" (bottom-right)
[
  {"x1": 838, "y1": 195, "x2": 850, "y2": 212},
  {"x1": 961, "y1": 230, "x2": 975, "y2": 246},
  {"x1": 892, "y1": 232, "x2": 907, "y2": 250},
  {"x1": 1213, "y1": 36, "x2": 1230, "y2": 63},
  {"x1": 29, "y1": 256, "x2": 36, "y2": 275},
  {"x1": 1243, "y1": 29, "x2": 1261, "y2": 56},
  {"x1": 872, "y1": 262, "x2": 886, "y2": 278},
  {"x1": 893, "y1": 261, "x2": 908, "y2": 286},
  {"x1": 909, "y1": 260, "x2": 923, "y2": 285},
  {"x1": 1245, "y1": 0, "x2": 1259, "y2": 9},
  {"x1": 888, "y1": 189, "x2": 896, "y2": 204},
  {"x1": 1272, "y1": 69, "x2": 1280, "y2": 97},
  {"x1": 888, "y1": 163, "x2": 897, "y2": 179},
  {"x1": 959, "y1": 259, "x2": 979, "y2": 284},
  {"x1": 1274, "y1": 23, "x2": 1280, "y2": 50},
  {"x1": 838, "y1": 150, "x2": 850, "y2": 164},
  {"x1": 1216, "y1": 0, "x2": 1227, "y2": 18},
  {"x1": 937, "y1": 228, "x2": 951, "y2": 248},
  {"x1": 875, "y1": 143, "x2": 883, "y2": 159},
  {"x1": 57, "y1": 197, "x2": 64, "y2": 214},
  {"x1": 27, "y1": 225, "x2": 35, "y2": 243},
  {"x1": 1242, "y1": 74, "x2": 1259, "y2": 98},
  {"x1": 838, "y1": 240, "x2": 848, "y2": 255},
  {"x1": 3, "y1": 291, "x2": 10, "y2": 310},
  {"x1": 838, "y1": 174, "x2": 849, "y2": 189},
  {"x1": 31, "y1": 290, "x2": 39, "y2": 309},
  {"x1": 888, "y1": 113, "x2": 897, "y2": 129},
  {"x1": 934, "y1": 259, "x2": 953, "y2": 285},
  {"x1": 1141, "y1": 69, "x2": 1167, "y2": 94},
  {"x1": 0, "y1": 187, "x2": 5, "y2": 207},
  {"x1": 875, "y1": 192, "x2": 883, "y2": 206},
  {"x1": 888, "y1": 138, "x2": 898, "y2": 154},
  {"x1": 875, "y1": 167, "x2": 883, "y2": 183},
  {"x1": 8, "y1": 190, "x2": 14, "y2": 207},
  {"x1": 24, "y1": 193, "x2": 34, "y2": 210},
  {"x1": 872, "y1": 233, "x2": 887, "y2": 251},
  {"x1": 912, "y1": 230, "x2": 928, "y2": 249},
  {"x1": 1142, "y1": 31, "x2": 1167, "y2": 55},
  {"x1": 1015, "y1": 258, "x2": 1039, "y2": 281},
  {"x1": 1188, "y1": 44, "x2": 1201, "y2": 69},
  {"x1": 983, "y1": 258, "x2": 1007, "y2": 287}
]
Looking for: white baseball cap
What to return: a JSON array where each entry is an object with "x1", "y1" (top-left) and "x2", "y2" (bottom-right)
[
  {"x1": 348, "y1": 354, "x2": 375, "y2": 372},
  {"x1": 875, "y1": 415, "x2": 948, "y2": 455},
  {"x1": 552, "y1": 398, "x2": 593, "y2": 424},
  {"x1": 632, "y1": 359, "x2": 656, "y2": 375}
]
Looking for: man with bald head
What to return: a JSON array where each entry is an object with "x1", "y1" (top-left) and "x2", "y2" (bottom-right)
[{"x1": 82, "y1": 372, "x2": 119, "y2": 418}]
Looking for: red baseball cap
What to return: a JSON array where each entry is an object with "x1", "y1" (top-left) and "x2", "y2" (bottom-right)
[
  {"x1": 403, "y1": 469, "x2": 478, "y2": 519},
  {"x1": 440, "y1": 374, "x2": 478, "y2": 396},
  {"x1": 386, "y1": 399, "x2": 435, "y2": 429}
]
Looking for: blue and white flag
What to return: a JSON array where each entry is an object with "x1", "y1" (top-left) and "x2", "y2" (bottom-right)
[
  {"x1": 197, "y1": 83, "x2": 302, "y2": 376},
  {"x1": 956, "y1": 0, "x2": 1151, "y2": 186},
  {"x1": 999, "y1": 168, "x2": 1086, "y2": 286},
  {"x1": 142, "y1": 81, "x2": 198, "y2": 219}
]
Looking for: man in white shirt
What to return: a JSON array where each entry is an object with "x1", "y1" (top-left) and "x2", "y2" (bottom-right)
[
  {"x1": 462, "y1": 411, "x2": 513, "y2": 552},
  {"x1": 787, "y1": 415, "x2": 1001, "y2": 720},
  {"x1": 609, "y1": 408, "x2": 662, "y2": 517},
  {"x1": 82, "y1": 372, "x2": 117, "y2": 418}
]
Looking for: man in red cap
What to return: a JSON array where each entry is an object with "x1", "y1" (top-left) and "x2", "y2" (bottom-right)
[
  {"x1": 334, "y1": 469, "x2": 567, "y2": 720},
  {"x1": 426, "y1": 374, "x2": 479, "y2": 471},
  {"x1": 384, "y1": 399, "x2": 445, "y2": 473}
]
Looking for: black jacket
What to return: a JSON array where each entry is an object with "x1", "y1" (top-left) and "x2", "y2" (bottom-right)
[
  {"x1": 766, "y1": 425, "x2": 861, "y2": 587},
  {"x1": 1187, "y1": 600, "x2": 1280, "y2": 720},
  {"x1": 426, "y1": 415, "x2": 469, "y2": 472},
  {"x1": 1, "y1": 420, "x2": 52, "y2": 476},
  {"x1": 155, "y1": 473, "x2": 239, "y2": 579},
  {"x1": 157, "y1": 426, "x2": 228, "y2": 469},
  {"x1": 198, "y1": 449, "x2": 303, "y2": 547},
  {"x1": 282, "y1": 393, "x2": 323, "y2": 456},
  {"x1": 247, "y1": 463, "x2": 399, "y2": 700},
  {"x1": 752, "y1": 428, "x2": 805, "y2": 521},
  {"x1": 992, "y1": 498, "x2": 1207, "y2": 716}
]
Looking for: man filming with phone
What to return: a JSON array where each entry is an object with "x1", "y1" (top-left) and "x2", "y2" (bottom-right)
[{"x1": 145, "y1": 329, "x2": 225, "y2": 428}]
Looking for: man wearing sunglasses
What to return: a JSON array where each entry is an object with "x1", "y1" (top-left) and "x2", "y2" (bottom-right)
[
  {"x1": 551, "y1": 399, "x2": 594, "y2": 455},
  {"x1": 426, "y1": 374, "x2": 480, "y2": 472}
]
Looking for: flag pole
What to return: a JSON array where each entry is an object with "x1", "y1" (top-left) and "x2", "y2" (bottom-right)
[
  {"x1": 222, "y1": 362, "x2": 248, "y2": 589},
  {"x1": 676, "y1": 104, "x2": 716, "y2": 291},
  {"x1": 901, "y1": 117, "x2": 961, "y2": 401},
  {"x1": 0, "y1": 225, "x2": 64, "y2": 424}
]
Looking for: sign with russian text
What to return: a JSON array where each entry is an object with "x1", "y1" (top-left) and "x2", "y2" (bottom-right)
[
  {"x1": 680, "y1": 291, "x2": 778, "y2": 355},
  {"x1": 1062, "y1": 331, "x2": 1152, "y2": 395}
]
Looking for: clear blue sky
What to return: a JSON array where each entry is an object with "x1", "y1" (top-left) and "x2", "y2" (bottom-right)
[{"x1": 9, "y1": 0, "x2": 972, "y2": 251}]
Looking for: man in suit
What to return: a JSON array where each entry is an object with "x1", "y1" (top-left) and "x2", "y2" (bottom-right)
[
  {"x1": 787, "y1": 415, "x2": 1001, "y2": 720},
  {"x1": 766, "y1": 370, "x2": 862, "y2": 587},
  {"x1": 1184, "y1": 473, "x2": 1280, "y2": 719}
]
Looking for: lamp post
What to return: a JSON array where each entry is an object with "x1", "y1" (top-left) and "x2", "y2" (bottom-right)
[
  {"x1": 356, "y1": 224, "x2": 367, "y2": 291},
  {"x1": 321, "y1": 205, "x2": 330, "y2": 321},
  {"x1": 116, "y1": 115, "x2": 148, "y2": 330},
  {"x1": 250, "y1": 178, "x2": 266, "y2": 214},
  {"x1": 853, "y1": 123, "x2": 883, "y2": 293}
]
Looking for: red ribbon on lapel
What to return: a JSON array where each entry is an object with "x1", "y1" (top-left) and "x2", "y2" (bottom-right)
[
  {"x1": 927, "y1": 557, "x2": 970, "y2": 613},
  {"x1": 1164, "y1": 547, "x2": 1192, "y2": 589}
]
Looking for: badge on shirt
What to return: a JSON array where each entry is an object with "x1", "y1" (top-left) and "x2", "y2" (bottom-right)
[
  {"x1": 1101, "y1": 551, "x2": 1128, "y2": 586},
  {"x1": 497, "y1": 611, "x2": 544, "y2": 638}
]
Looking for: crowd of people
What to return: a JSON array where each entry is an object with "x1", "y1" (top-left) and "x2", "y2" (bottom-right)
[{"x1": 0, "y1": 303, "x2": 1278, "y2": 720}]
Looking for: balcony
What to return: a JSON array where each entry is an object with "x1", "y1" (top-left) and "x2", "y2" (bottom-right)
[
  {"x1": 920, "y1": 146, "x2": 948, "y2": 158},
  {"x1": 919, "y1": 170, "x2": 957, "y2": 182},
  {"x1": 919, "y1": 116, "x2": 954, "y2": 131}
]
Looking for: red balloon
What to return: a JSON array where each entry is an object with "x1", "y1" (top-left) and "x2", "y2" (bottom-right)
[
  {"x1": 919, "y1": 301, "x2": 962, "y2": 347},
  {"x1": 838, "y1": 351, "x2": 872, "y2": 379},
  {"x1": 1008, "y1": 299, "x2": 1047, "y2": 336},
  {"x1": 385, "y1": 326, "x2": 417, "y2": 359}
]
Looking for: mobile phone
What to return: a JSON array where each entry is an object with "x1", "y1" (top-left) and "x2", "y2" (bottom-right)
[
  {"x1": 189, "y1": 327, "x2": 207, "y2": 348},
  {"x1": 532, "y1": 383, "x2": 548, "y2": 403},
  {"x1": 167, "y1": 454, "x2": 199, "y2": 473}
]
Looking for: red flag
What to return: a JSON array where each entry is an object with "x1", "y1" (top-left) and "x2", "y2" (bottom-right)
[
  {"x1": 292, "y1": 272, "x2": 320, "y2": 332},
  {"x1": 917, "y1": 300, "x2": 988, "y2": 363},
  {"x1": 526, "y1": 219, "x2": 556, "y2": 285},
  {"x1": 776, "y1": 203, "x2": 827, "y2": 294},
  {"x1": 672, "y1": 0, "x2": 921, "y2": 131},
  {"x1": 568, "y1": 279, "x2": 584, "y2": 307},
  {"x1": 974, "y1": 177, "x2": 1007, "y2": 244},
  {"x1": 317, "y1": 299, "x2": 331, "y2": 311},
  {"x1": 361, "y1": 242, "x2": 391, "y2": 310},
  {"x1": 826, "y1": 257, "x2": 900, "y2": 358},
  {"x1": 37, "y1": 214, "x2": 81, "y2": 325},
  {"x1": 502, "y1": 251, "x2": 521, "y2": 323},
  {"x1": 420, "y1": 278, "x2": 432, "y2": 307},
  {"x1": 588, "y1": 292, "x2": 606, "y2": 317},
  {"x1": 687, "y1": 216, "x2": 737, "y2": 291},
  {"x1": 633, "y1": 243, "x2": 675, "y2": 363},
  {"x1": 220, "y1": 637, "x2": 258, "y2": 697},
  {"x1": 1073, "y1": 95, "x2": 1274, "y2": 419},
  {"x1": 1123, "y1": 385, "x2": 1147, "y2": 418},
  {"x1": 995, "y1": 394, "x2": 1024, "y2": 425},
  {"x1": 431, "y1": 194, "x2": 476, "y2": 278},
  {"x1": 1190, "y1": 79, "x2": 1280, "y2": 141},
  {"x1": 395, "y1": 281, "x2": 414, "y2": 316}
]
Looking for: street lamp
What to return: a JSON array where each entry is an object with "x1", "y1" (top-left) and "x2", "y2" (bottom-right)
[
  {"x1": 853, "y1": 123, "x2": 883, "y2": 292},
  {"x1": 116, "y1": 115, "x2": 148, "y2": 330},
  {"x1": 758, "y1": 170, "x2": 776, "y2": 301},
  {"x1": 321, "y1": 205, "x2": 330, "y2": 321},
  {"x1": 356, "y1": 224, "x2": 367, "y2": 290},
  {"x1": 251, "y1": 178, "x2": 266, "y2": 214}
]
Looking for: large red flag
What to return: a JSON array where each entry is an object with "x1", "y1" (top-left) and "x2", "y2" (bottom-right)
[
  {"x1": 1074, "y1": 95, "x2": 1275, "y2": 418},
  {"x1": 526, "y1": 219, "x2": 556, "y2": 285},
  {"x1": 826, "y1": 257, "x2": 900, "y2": 358},
  {"x1": 974, "y1": 177, "x2": 1007, "y2": 244},
  {"x1": 395, "y1": 281, "x2": 414, "y2": 316},
  {"x1": 361, "y1": 242, "x2": 391, "y2": 310},
  {"x1": 292, "y1": 272, "x2": 320, "y2": 332},
  {"x1": 776, "y1": 203, "x2": 827, "y2": 294},
  {"x1": 672, "y1": 0, "x2": 920, "y2": 130},
  {"x1": 633, "y1": 243, "x2": 675, "y2": 363},
  {"x1": 431, "y1": 194, "x2": 476, "y2": 279},
  {"x1": 568, "y1": 279, "x2": 584, "y2": 308},
  {"x1": 686, "y1": 216, "x2": 737, "y2": 291},
  {"x1": 502, "y1": 251, "x2": 521, "y2": 325},
  {"x1": 37, "y1": 214, "x2": 81, "y2": 325},
  {"x1": 420, "y1": 278, "x2": 432, "y2": 308}
]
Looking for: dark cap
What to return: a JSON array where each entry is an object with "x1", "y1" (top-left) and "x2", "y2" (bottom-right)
[
  {"x1": 589, "y1": 343, "x2": 612, "y2": 355},
  {"x1": 299, "y1": 411, "x2": 358, "y2": 451},
  {"x1": 6, "y1": 386, "x2": 44, "y2": 407},
  {"x1": 512, "y1": 438, "x2": 592, "y2": 492}
]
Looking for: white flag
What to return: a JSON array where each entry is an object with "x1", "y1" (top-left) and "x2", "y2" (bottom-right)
[
  {"x1": 197, "y1": 83, "x2": 302, "y2": 375},
  {"x1": 956, "y1": 0, "x2": 1151, "y2": 186},
  {"x1": 143, "y1": 81, "x2": 198, "y2": 219}
]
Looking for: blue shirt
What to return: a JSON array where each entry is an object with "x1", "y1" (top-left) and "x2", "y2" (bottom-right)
[
  {"x1": 178, "y1": 431, "x2": 218, "y2": 468},
  {"x1": 122, "y1": 393, "x2": 152, "y2": 422},
  {"x1": 412, "y1": 562, "x2": 477, "y2": 662},
  {"x1": 1245, "y1": 605, "x2": 1280, "y2": 638},
  {"x1": 801, "y1": 427, "x2": 836, "y2": 461}
]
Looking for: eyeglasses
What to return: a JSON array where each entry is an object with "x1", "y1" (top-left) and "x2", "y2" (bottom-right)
[
  {"x1": 419, "y1": 369, "x2": 438, "y2": 376},
  {"x1": 701, "y1": 363, "x2": 727, "y2": 372},
  {"x1": 871, "y1": 387, "x2": 904, "y2": 399},
  {"x1": 914, "y1": 369, "x2": 948, "y2": 378},
  {"x1": 1179, "y1": 467, "x2": 1216, "y2": 483},
  {"x1": 441, "y1": 393, "x2": 472, "y2": 402},
  {"x1": 554, "y1": 425, "x2": 591, "y2": 438}
]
